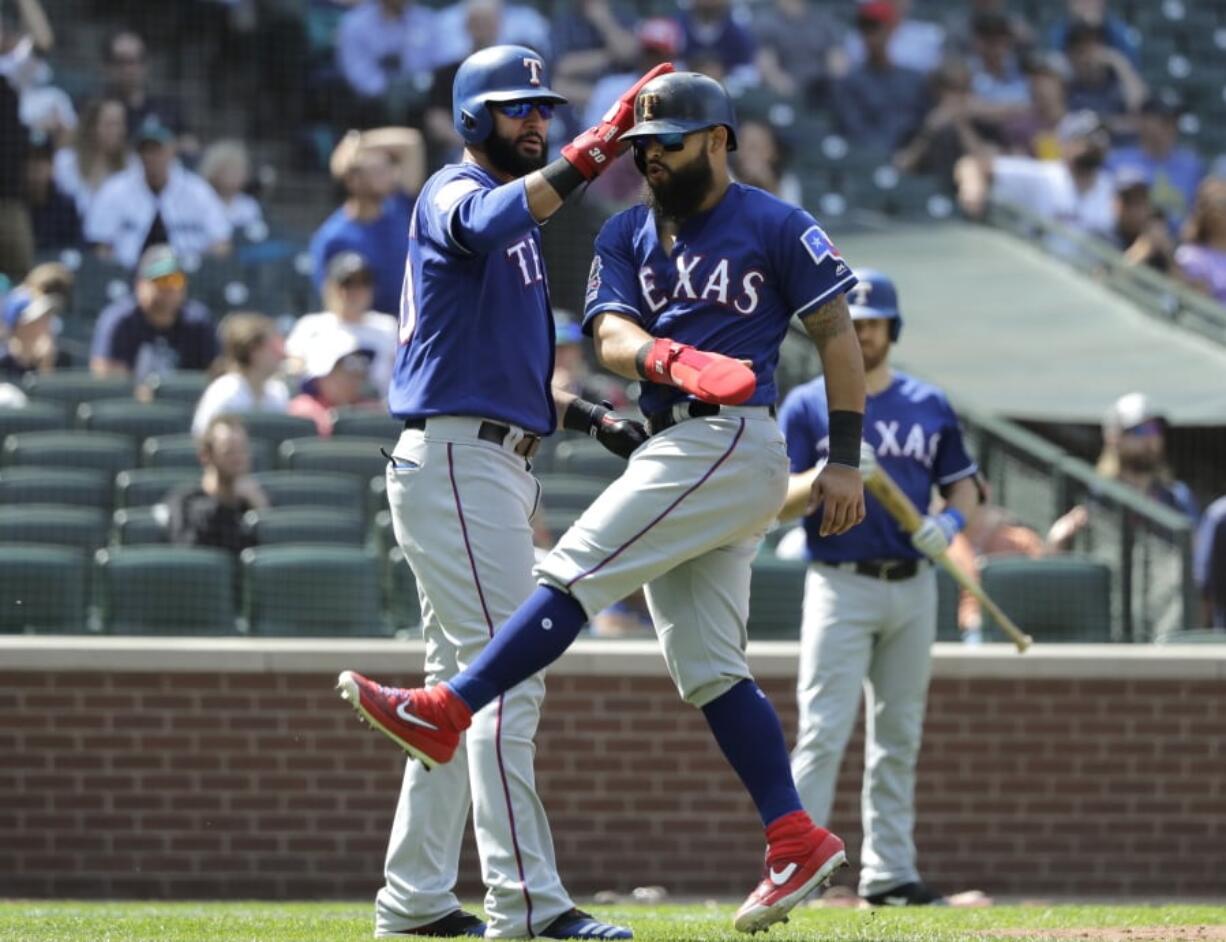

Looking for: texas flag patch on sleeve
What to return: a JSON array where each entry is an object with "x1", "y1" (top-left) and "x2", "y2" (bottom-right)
[{"x1": 801, "y1": 224, "x2": 848, "y2": 278}]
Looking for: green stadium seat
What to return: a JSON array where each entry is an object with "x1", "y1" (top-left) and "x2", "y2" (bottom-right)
[
  {"x1": 0, "y1": 467, "x2": 112, "y2": 511},
  {"x1": 0, "y1": 401, "x2": 70, "y2": 443},
  {"x1": 368, "y1": 474, "x2": 389, "y2": 519},
  {"x1": 372, "y1": 509, "x2": 398, "y2": 558},
  {"x1": 385, "y1": 546, "x2": 422, "y2": 633},
  {"x1": 936, "y1": 567, "x2": 961, "y2": 642},
  {"x1": 141, "y1": 433, "x2": 274, "y2": 471},
  {"x1": 111, "y1": 506, "x2": 170, "y2": 546},
  {"x1": 189, "y1": 255, "x2": 250, "y2": 314},
  {"x1": 146, "y1": 371, "x2": 210, "y2": 407},
  {"x1": 747, "y1": 555, "x2": 807, "y2": 640},
  {"x1": 0, "y1": 543, "x2": 87, "y2": 633},
  {"x1": 241, "y1": 507, "x2": 366, "y2": 545},
  {"x1": 60, "y1": 256, "x2": 131, "y2": 321},
  {"x1": 979, "y1": 555, "x2": 1112, "y2": 643},
  {"x1": 331, "y1": 408, "x2": 403, "y2": 441},
  {"x1": 241, "y1": 545, "x2": 386, "y2": 636},
  {"x1": 114, "y1": 468, "x2": 198, "y2": 509},
  {"x1": 22, "y1": 370, "x2": 134, "y2": 411},
  {"x1": 77, "y1": 398, "x2": 192, "y2": 441},
  {"x1": 239, "y1": 412, "x2": 318, "y2": 446},
  {"x1": 278, "y1": 436, "x2": 387, "y2": 481},
  {"x1": 0, "y1": 504, "x2": 109, "y2": 553},
  {"x1": 552, "y1": 437, "x2": 627, "y2": 480},
  {"x1": 94, "y1": 546, "x2": 236, "y2": 635},
  {"x1": 252, "y1": 470, "x2": 365, "y2": 516},
  {"x1": 2, "y1": 430, "x2": 137, "y2": 476}
]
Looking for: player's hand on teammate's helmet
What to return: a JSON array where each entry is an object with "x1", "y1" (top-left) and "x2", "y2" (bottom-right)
[
  {"x1": 807, "y1": 463, "x2": 865, "y2": 537},
  {"x1": 910, "y1": 510, "x2": 964, "y2": 559},
  {"x1": 561, "y1": 62, "x2": 675, "y2": 180},
  {"x1": 592, "y1": 401, "x2": 649, "y2": 459}
]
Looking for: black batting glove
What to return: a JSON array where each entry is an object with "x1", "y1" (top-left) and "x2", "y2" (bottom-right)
[{"x1": 563, "y1": 398, "x2": 649, "y2": 460}]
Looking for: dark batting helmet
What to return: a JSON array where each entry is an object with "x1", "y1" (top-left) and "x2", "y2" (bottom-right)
[
  {"x1": 620, "y1": 71, "x2": 739, "y2": 151},
  {"x1": 846, "y1": 269, "x2": 903, "y2": 342},
  {"x1": 452, "y1": 45, "x2": 567, "y2": 145}
]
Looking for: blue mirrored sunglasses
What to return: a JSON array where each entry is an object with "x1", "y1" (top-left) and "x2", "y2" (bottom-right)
[
  {"x1": 496, "y1": 101, "x2": 556, "y2": 119},
  {"x1": 631, "y1": 132, "x2": 687, "y2": 152}
]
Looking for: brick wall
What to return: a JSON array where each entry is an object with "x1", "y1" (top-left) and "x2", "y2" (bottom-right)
[{"x1": 2, "y1": 642, "x2": 1225, "y2": 899}]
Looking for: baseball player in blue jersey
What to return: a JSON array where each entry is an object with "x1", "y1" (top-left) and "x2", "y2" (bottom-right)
[
  {"x1": 336, "y1": 46, "x2": 671, "y2": 939},
  {"x1": 778, "y1": 270, "x2": 982, "y2": 906},
  {"x1": 339, "y1": 71, "x2": 870, "y2": 935}
]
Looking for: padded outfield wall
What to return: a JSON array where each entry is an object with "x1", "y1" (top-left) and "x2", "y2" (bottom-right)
[{"x1": 2, "y1": 638, "x2": 1224, "y2": 899}]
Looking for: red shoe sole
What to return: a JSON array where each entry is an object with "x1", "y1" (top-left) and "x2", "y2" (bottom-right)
[{"x1": 336, "y1": 671, "x2": 441, "y2": 770}]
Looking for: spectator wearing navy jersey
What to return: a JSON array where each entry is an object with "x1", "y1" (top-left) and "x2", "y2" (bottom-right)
[
  {"x1": 309, "y1": 126, "x2": 424, "y2": 315},
  {"x1": 679, "y1": 0, "x2": 757, "y2": 89},
  {"x1": 90, "y1": 244, "x2": 218, "y2": 383},
  {"x1": 101, "y1": 31, "x2": 189, "y2": 148},
  {"x1": 24, "y1": 133, "x2": 78, "y2": 251}
]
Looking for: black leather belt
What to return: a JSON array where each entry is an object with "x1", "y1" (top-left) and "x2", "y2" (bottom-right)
[
  {"x1": 822, "y1": 559, "x2": 923, "y2": 582},
  {"x1": 646, "y1": 401, "x2": 776, "y2": 436},
  {"x1": 403, "y1": 417, "x2": 542, "y2": 459}
]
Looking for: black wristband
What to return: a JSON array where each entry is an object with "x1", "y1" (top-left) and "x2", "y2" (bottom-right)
[
  {"x1": 541, "y1": 158, "x2": 587, "y2": 200},
  {"x1": 827, "y1": 410, "x2": 864, "y2": 468},
  {"x1": 633, "y1": 340, "x2": 654, "y2": 380},
  {"x1": 562, "y1": 397, "x2": 606, "y2": 436}
]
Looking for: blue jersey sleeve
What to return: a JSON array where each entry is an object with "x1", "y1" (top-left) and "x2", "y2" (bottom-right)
[
  {"x1": 931, "y1": 395, "x2": 979, "y2": 487},
  {"x1": 774, "y1": 210, "x2": 857, "y2": 320},
  {"x1": 420, "y1": 173, "x2": 537, "y2": 256},
  {"x1": 582, "y1": 214, "x2": 642, "y2": 330},
  {"x1": 779, "y1": 389, "x2": 820, "y2": 474}
]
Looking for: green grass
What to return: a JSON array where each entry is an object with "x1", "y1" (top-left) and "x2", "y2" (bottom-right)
[{"x1": 1, "y1": 901, "x2": 1225, "y2": 942}]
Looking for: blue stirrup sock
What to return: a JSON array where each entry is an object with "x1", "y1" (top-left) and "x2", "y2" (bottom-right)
[
  {"x1": 447, "y1": 584, "x2": 587, "y2": 712},
  {"x1": 702, "y1": 679, "x2": 806, "y2": 828}
]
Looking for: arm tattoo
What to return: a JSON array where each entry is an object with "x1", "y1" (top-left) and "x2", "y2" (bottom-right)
[{"x1": 801, "y1": 293, "x2": 853, "y2": 349}]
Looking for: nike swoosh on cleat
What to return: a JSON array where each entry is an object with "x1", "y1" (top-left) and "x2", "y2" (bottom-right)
[
  {"x1": 769, "y1": 862, "x2": 798, "y2": 886},
  {"x1": 395, "y1": 700, "x2": 439, "y2": 730}
]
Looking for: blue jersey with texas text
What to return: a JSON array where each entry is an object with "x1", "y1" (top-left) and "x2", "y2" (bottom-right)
[
  {"x1": 780, "y1": 371, "x2": 978, "y2": 563},
  {"x1": 388, "y1": 162, "x2": 556, "y2": 435},
  {"x1": 582, "y1": 183, "x2": 856, "y2": 415}
]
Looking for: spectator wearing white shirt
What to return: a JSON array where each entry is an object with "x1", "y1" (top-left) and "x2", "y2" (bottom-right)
[
  {"x1": 336, "y1": 0, "x2": 439, "y2": 103},
  {"x1": 199, "y1": 139, "x2": 266, "y2": 237},
  {"x1": 844, "y1": 0, "x2": 945, "y2": 76},
  {"x1": 52, "y1": 97, "x2": 131, "y2": 217},
  {"x1": 84, "y1": 115, "x2": 232, "y2": 270},
  {"x1": 432, "y1": 0, "x2": 551, "y2": 67},
  {"x1": 285, "y1": 252, "x2": 396, "y2": 397},
  {"x1": 192, "y1": 311, "x2": 289, "y2": 439}
]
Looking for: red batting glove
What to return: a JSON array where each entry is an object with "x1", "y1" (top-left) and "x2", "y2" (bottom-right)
[
  {"x1": 642, "y1": 338, "x2": 756, "y2": 406},
  {"x1": 561, "y1": 62, "x2": 675, "y2": 180}
]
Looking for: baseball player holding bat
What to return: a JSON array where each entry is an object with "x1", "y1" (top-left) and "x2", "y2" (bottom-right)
[
  {"x1": 341, "y1": 46, "x2": 670, "y2": 939},
  {"x1": 777, "y1": 269, "x2": 982, "y2": 906},
  {"x1": 340, "y1": 71, "x2": 869, "y2": 934}
]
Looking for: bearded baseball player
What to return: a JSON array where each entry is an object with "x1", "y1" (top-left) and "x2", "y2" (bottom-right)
[
  {"x1": 778, "y1": 269, "x2": 981, "y2": 906},
  {"x1": 337, "y1": 46, "x2": 669, "y2": 939},
  {"x1": 340, "y1": 71, "x2": 868, "y2": 935}
]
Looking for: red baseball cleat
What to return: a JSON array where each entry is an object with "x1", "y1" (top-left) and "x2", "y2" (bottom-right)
[
  {"x1": 733, "y1": 813, "x2": 847, "y2": 933},
  {"x1": 335, "y1": 671, "x2": 471, "y2": 769}
]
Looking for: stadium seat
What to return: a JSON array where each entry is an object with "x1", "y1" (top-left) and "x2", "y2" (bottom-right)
[
  {"x1": 0, "y1": 543, "x2": 86, "y2": 633},
  {"x1": 331, "y1": 408, "x2": 403, "y2": 441},
  {"x1": 241, "y1": 507, "x2": 366, "y2": 546},
  {"x1": 111, "y1": 506, "x2": 170, "y2": 546},
  {"x1": 2, "y1": 430, "x2": 137, "y2": 476},
  {"x1": 238, "y1": 412, "x2": 318, "y2": 446},
  {"x1": 114, "y1": 468, "x2": 198, "y2": 509},
  {"x1": 146, "y1": 371, "x2": 210, "y2": 407},
  {"x1": 552, "y1": 437, "x2": 627, "y2": 480},
  {"x1": 77, "y1": 398, "x2": 193, "y2": 441},
  {"x1": 22, "y1": 370, "x2": 134, "y2": 411},
  {"x1": 979, "y1": 555, "x2": 1113, "y2": 643},
  {"x1": 0, "y1": 504, "x2": 109, "y2": 553},
  {"x1": 368, "y1": 474, "x2": 389, "y2": 519},
  {"x1": 936, "y1": 567, "x2": 961, "y2": 642},
  {"x1": 94, "y1": 546, "x2": 236, "y2": 635},
  {"x1": 241, "y1": 545, "x2": 387, "y2": 636},
  {"x1": 372, "y1": 509, "x2": 398, "y2": 558},
  {"x1": 385, "y1": 546, "x2": 422, "y2": 633},
  {"x1": 278, "y1": 436, "x2": 387, "y2": 481},
  {"x1": 252, "y1": 470, "x2": 365, "y2": 517},
  {"x1": 0, "y1": 401, "x2": 70, "y2": 444},
  {"x1": 141, "y1": 433, "x2": 274, "y2": 471},
  {"x1": 0, "y1": 467, "x2": 112, "y2": 511},
  {"x1": 747, "y1": 555, "x2": 807, "y2": 640}
]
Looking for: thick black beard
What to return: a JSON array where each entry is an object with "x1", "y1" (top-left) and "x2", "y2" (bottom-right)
[
  {"x1": 644, "y1": 148, "x2": 716, "y2": 222},
  {"x1": 483, "y1": 128, "x2": 547, "y2": 178}
]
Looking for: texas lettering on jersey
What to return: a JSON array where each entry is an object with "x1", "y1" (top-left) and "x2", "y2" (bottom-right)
[{"x1": 638, "y1": 254, "x2": 766, "y2": 315}]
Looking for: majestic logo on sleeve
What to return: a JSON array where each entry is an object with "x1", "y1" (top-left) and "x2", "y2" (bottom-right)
[
  {"x1": 640, "y1": 92, "x2": 659, "y2": 121},
  {"x1": 523, "y1": 57, "x2": 543, "y2": 86},
  {"x1": 800, "y1": 224, "x2": 849, "y2": 278},
  {"x1": 585, "y1": 255, "x2": 603, "y2": 305}
]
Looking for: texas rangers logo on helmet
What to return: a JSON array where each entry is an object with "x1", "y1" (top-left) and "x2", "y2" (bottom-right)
[
  {"x1": 523, "y1": 57, "x2": 543, "y2": 86},
  {"x1": 640, "y1": 92, "x2": 659, "y2": 121},
  {"x1": 848, "y1": 281, "x2": 873, "y2": 308}
]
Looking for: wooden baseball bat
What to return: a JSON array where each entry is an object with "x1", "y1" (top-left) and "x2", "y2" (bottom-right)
[{"x1": 861, "y1": 465, "x2": 1033, "y2": 654}]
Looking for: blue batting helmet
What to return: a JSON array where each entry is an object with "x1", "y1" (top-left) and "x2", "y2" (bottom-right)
[
  {"x1": 620, "y1": 71, "x2": 739, "y2": 151},
  {"x1": 452, "y1": 45, "x2": 567, "y2": 145},
  {"x1": 846, "y1": 269, "x2": 903, "y2": 342}
]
